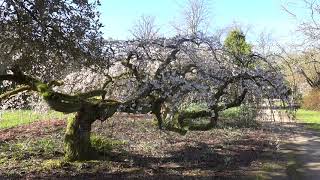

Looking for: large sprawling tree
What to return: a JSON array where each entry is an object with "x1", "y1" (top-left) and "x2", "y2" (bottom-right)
[{"x1": 0, "y1": 0, "x2": 291, "y2": 161}]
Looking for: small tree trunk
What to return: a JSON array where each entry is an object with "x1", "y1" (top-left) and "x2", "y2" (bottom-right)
[
  {"x1": 64, "y1": 110, "x2": 94, "y2": 161},
  {"x1": 209, "y1": 110, "x2": 219, "y2": 127}
]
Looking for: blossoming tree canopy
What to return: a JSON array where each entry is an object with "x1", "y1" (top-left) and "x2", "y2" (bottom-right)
[{"x1": 0, "y1": 0, "x2": 291, "y2": 161}]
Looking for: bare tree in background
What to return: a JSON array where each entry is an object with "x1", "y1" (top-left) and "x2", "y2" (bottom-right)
[
  {"x1": 283, "y1": 0, "x2": 320, "y2": 89},
  {"x1": 131, "y1": 15, "x2": 159, "y2": 40},
  {"x1": 174, "y1": 0, "x2": 210, "y2": 35}
]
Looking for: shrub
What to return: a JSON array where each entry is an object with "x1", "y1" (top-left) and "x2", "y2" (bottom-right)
[
  {"x1": 302, "y1": 89, "x2": 320, "y2": 111},
  {"x1": 179, "y1": 103, "x2": 260, "y2": 129},
  {"x1": 220, "y1": 105, "x2": 260, "y2": 128}
]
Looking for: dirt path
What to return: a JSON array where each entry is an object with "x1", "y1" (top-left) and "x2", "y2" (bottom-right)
[{"x1": 259, "y1": 108, "x2": 320, "y2": 180}]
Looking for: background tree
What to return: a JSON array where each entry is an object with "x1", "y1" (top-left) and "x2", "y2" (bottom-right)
[
  {"x1": 224, "y1": 29, "x2": 253, "y2": 67},
  {"x1": 282, "y1": 0, "x2": 320, "y2": 109},
  {"x1": 131, "y1": 15, "x2": 159, "y2": 40},
  {"x1": 282, "y1": 0, "x2": 320, "y2": 89},
  {"x1": 174, "y1": 0, "x2": 210, "y2": 35}
]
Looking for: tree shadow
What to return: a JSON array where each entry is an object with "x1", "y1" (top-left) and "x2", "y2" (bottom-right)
[
  {"x1": 0, "y1": 136, "x2": 271, "y2": 180},
  {"x1": 259, "y1": 121, "x2": 320, "y2": 179},
  {"x1": 86, "y1": 138, "x2": 274, "y2": 179}
]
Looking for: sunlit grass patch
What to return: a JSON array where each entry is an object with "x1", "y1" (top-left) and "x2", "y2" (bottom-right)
[
  {"x1": 0, "y1": 137, "x2": 63, "y2": 161},
  {"x1": 0, "y1": 110, "x2": 68, "y2": 129},
  {"x1": 296, "y1": 109, "x2": 320, "y2": 123},
  {"x1": 182, "y1": 103, "x2": 208, "y2": 112},
  {"x1": 296, "y1": 109, "x2": 320, "y2": 131},
  {"x1": 261, "y1": 162, "x2": 283, "y2": 172},
  {"x1": 221, "y1": 107, "x2": 241, "y2": 119},
  {"x1": 91, "y1": 134, "x2": 127, "y2": 154}
]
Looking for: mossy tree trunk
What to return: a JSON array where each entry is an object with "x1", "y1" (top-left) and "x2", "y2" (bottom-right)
[
  {"x1": 209, "y1": 110, "x2": 219, "y2": 127},
  {"x1": 0, "y1": 69, "x2": 123, "y2": 161},
  {"x1": 151, "y1": 98, "x2": 166, "y2": 129},
  {"x1": 64, "y1": 106, "x2": 96, "y2": 161}
]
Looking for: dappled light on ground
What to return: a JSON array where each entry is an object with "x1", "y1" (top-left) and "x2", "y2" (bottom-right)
[
  {"x1": 1, "y1": 110, "x2": 320, "y2": 179},
  {"x1": 0, "y1": 113, "x2": 280, "y2": 179}
]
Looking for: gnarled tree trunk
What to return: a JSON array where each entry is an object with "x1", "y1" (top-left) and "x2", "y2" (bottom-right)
[
  {"x1": 64, "y1": 106, "x2": 96, "y2": 161},
  {"x1": 63, "y1": 102, "x2": 119, "y2": 161}
]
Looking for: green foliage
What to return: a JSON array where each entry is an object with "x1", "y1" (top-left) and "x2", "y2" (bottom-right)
[
  {"x1": 224, "y1": 29, "x2": 252, "y2": 56},
  {"x1": 182, "y1": 103, "x2": 208, "y2": 112},
  {"x1": 220, "y1": 106, "x2": 260, "y2": 128},
  {"x1": 224, "y1": 29, "x2": 253, "y2": 67},
  {"x1": 0, "y1": 110, "x2": 67, "y2": 129},
  {"x1": 176, "y1": 103, "x2": 259, "y2": 130},
  {"x1": 221, "y1": 107, "x2": 241, "y2": 119}
]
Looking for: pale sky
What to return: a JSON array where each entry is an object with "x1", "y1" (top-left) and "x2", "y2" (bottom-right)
[{"x1": 99, "y1": 0, "x2": 305, "y2": 43}]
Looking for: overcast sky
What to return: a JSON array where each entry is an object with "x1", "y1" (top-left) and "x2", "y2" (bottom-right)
[{"x1": 99, "y1": 0, "x2": 305, "y2": 43}]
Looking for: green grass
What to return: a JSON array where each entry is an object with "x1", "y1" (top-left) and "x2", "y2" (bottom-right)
[
  {"x1": 182, "y1": 103, "x2": 242, "y2": 117},
  {"x1": 0, "y1": 110, "x2": 68, "y2": 129},
  {"x1": 0, "y1": 137, "x2": 63, "y2": 160},
  {"x1": 182, "y1": 103, "x2": 241, "y2": 118},
  {"x1": 91, "y1": 134, "x2": 127, "y2": 154},
  {"x1": 180, "y1": 103, "x2": 260, "y2": 129},
  {"x1": 182, "y1": 103, "x2": 208, "y2": 112},
  {"x1": 221, "y1": 107, "x2": 241, "y2": 119},
  {"x1": 296, "y1": 109, "x2": 320, "y2": 131}
]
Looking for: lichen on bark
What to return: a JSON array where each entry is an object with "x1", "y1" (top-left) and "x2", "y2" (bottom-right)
[{"x1": 64, "y1": 113, "x2": 93, "y2": 161}]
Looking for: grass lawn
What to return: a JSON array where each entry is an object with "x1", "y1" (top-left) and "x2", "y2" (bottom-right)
[
  {"x1": 296, "y1": 109, "x2": 320, "y2": 131},
  {"x1": 0, "y1": 110, "x2": 68, "y2": 129}
]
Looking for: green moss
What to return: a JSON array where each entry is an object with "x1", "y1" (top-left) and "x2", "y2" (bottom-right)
[
  {"x1": 36, "y1": 83, "x2": 49, "y2": 93},
  {"x1": 42, "y1": 91, "x2": 53, "y2": 98},
  {"x1": 64, "y1": 115, "x2": 93, "y2": 161},
  {"x1": 42, "y1": 159, "x2": 65, "y2": 170},
  {"x1": 64, "y1": 116, "x2": 82, "y2": 161},
  {"x1": 65, "y1": 116, "x2": 76, "y2": 136},
  {"x1": 35, "y1": 83, "x2": 54, "y2": 99}
]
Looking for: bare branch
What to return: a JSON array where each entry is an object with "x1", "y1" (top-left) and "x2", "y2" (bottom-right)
[{"x1": 130, "y1": 15, "x2": 159, "y2": 40}]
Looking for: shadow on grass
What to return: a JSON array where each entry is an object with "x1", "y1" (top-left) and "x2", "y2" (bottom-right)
[
  {"x1": 0, "y1": 136, "x2": 276, "y2": 180},
  {"x1": 4, "y1": 116, "x2": 320, "y2": 179}
]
